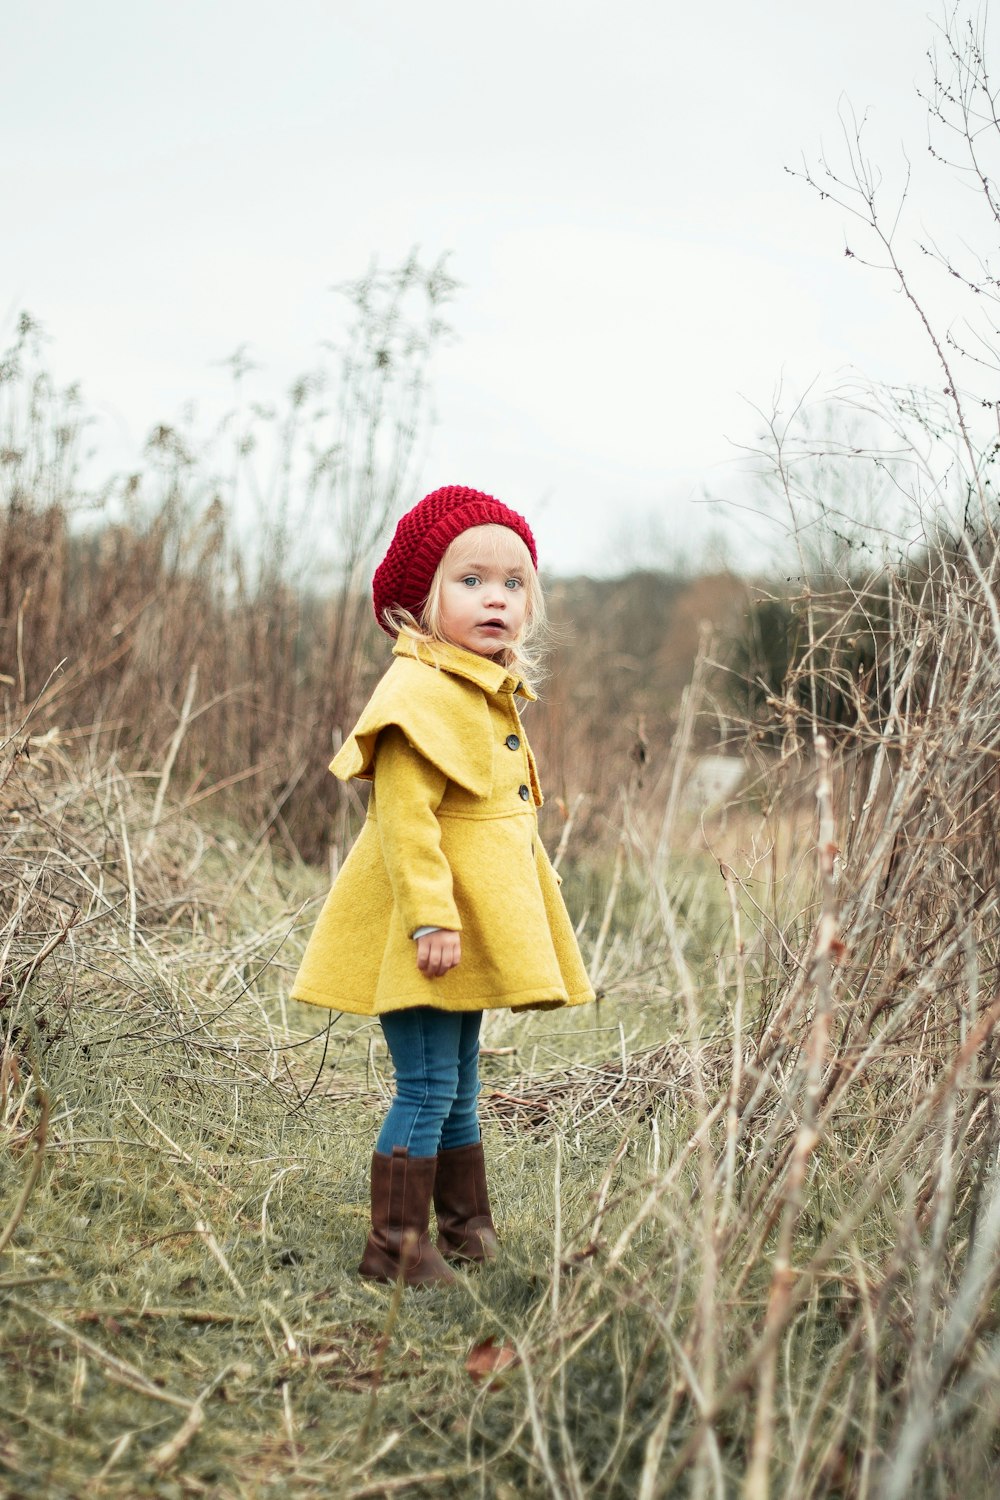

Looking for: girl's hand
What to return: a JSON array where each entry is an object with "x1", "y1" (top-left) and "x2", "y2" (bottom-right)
[{"x1": 416, "y1": 929, "x2": 461, "y2": 978}]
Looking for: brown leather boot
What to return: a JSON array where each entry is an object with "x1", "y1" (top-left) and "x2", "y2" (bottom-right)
[
  {"x1": 358, "y1": 1146, "x2": 457, "y2": 1286},
  {"x1": 433, "y1": 1140, "x2": 499, "y2": 1263}
]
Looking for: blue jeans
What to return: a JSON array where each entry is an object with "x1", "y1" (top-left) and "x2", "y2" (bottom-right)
[{"x1": 375, "y1": 1008, "x2": 483, "y2": 1157}]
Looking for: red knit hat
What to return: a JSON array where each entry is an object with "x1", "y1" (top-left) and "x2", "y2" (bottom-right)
[{"x1": 372, "y1": 484, "x2": 538, "y2": 634}]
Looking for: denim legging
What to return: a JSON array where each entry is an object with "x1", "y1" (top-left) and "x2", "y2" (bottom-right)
[{"x1": 376, "y1": 1007, "x2": 483, "y2": 1157}]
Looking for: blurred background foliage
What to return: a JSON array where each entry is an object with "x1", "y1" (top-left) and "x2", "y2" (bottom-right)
[{"x1": 2, "y1": 283, "x2": 938, "y2": 868}]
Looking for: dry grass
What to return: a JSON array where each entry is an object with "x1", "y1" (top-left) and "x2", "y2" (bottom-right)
[
  {"x1": 5, "y1": 501, "x2": 1000, "y2": 1497},
  {"x1": 7, "y1": 148, "x2": 1000, "y2": 1483},
  {"x1": 0, "y1": 307, "x2": 745, "y2": 869}
]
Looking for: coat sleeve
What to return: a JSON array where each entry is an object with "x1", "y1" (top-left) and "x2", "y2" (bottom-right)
[{"x1": 373, "y1": 725, "x2": 462, "y2": 937}]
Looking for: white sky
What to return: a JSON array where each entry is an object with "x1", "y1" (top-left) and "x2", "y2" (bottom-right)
[{"x1": 2, "y1": 1, "x2": 970, "y2": 573}]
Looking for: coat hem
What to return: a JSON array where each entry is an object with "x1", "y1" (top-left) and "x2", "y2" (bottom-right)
[{"x1": 290, "y1": 980, "x2": 595, "y2": 1016}]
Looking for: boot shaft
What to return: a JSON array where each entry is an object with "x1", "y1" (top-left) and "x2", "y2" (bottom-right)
[
  {"x1": 359, "y1": 1145, "x2": 456, "y2": 1285},
  {"x1": 433, "y1": 1140, "x2": 499, "y2": 1263}
]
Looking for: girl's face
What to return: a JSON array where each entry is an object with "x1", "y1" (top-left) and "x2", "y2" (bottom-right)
[{"x1": 433, "y1": 526, "x2": 531, "y2": 659}]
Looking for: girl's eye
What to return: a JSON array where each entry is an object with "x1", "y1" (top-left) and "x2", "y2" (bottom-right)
[
  {"x1": 505, "y1": 578, "x2": 522, "y2": 590},
  {"x1": 462, "y1": 575, "x2": 480, "y2": 587}
]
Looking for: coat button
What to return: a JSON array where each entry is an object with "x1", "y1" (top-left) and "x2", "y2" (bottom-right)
[
  {"x1": 505, "y1": 734, "x2": 520, "y2": 750},
  {"x1": 518, "y1": 784, "x2": 531, "y2": 801}
]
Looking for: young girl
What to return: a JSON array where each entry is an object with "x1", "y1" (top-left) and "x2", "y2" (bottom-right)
[{"x1": 291, "y1": 485, "x2": 593, "y2": 1285}]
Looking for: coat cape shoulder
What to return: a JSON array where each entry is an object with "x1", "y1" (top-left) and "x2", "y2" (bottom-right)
[{"x1": 329, "y1": 646, "x2": 497, "y2": 797}]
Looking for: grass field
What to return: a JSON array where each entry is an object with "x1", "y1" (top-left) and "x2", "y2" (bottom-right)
[
  {"x1": 9, "y1": 93, "x2": 1000, "y2": 1478},
  {"x1": 4, "y1": 614, "x2": 1000, "y2": 1500}
]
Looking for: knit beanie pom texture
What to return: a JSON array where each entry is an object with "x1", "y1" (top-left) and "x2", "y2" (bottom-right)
[{"x1": 372, "y1": 485, "x2": 537, "y2": 634}]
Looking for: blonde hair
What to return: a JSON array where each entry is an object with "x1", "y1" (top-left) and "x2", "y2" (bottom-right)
[{"x1": 384, "y1": 524, "x2": 547, "y2": 687}]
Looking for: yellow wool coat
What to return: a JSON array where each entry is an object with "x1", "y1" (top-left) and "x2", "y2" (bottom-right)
[{"x1": 290, "y1": 635, "x2": 594, "y2": 1017}]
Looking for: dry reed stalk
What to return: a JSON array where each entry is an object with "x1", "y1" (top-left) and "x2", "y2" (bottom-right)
[
  {"x1": 718, "y1": 864, "x2": 747, "y2": 1231},
  {"x1": 114, "y1": 776, "x2": 138, "y2": 950},
  {"x1": 11, "y1": 909, "x2": 80, "y2": 990},
  {"x1": 141, "y1": 662, "x2": 198, "y2": 860},
  {"x1": 514, "y1": 1329, "x2": 571, "y2": 1500},
  {"x1": 880, "y1": 1161, "x2": 1000, "y2": 1495},
  {"x1": 551, "y1": 792, "x2": 585, "y2": 874},
  {"x1": 354, "y1": 1264, "x2": 408, "y2": 1460},
  {"x1": 72, "y1": 1305, "x2": 258, "y2": 1325},
  {"x1": 0, "y1": 1068, "x2": 48, "y2": 1256},
  {"x1": 94, "y1": 1431, "x2": 135, "y2": 1483},
  {"x1": 653, "y1": 628, "x2": 711, "y2": 871},
  {"x1": 551, "y1": 1133, "x2": 563, "y2": 1318},
  {"x1": 345, "y1": 1470, "x2": 468, "y2": 1498},
  {"x1": 590, "y1": 833, "x2": 626, "y2": 986},
  {"x1": 745, "y1": 735, "x2": 840, "y2": 1500},
  {"x1": 147, "y1": 1363, "x2": 236, "y2": 1475},
  {"x1": 192, "y1": 1218, "x2": 247, "y2": 1301}
]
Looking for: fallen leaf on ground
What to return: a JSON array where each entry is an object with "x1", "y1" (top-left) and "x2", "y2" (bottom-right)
[{"x1": 465, "y1": 1336, "x2": 519, "y2": 1388}]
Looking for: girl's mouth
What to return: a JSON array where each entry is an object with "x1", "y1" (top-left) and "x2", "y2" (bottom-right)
[{"x1": 479, "y1": 619, "x2": 505, "y2": 631}]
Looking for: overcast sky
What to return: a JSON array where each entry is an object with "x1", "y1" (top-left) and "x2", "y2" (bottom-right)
[{"x1": 3, "y1": 1, "x2": 967, "y2": 573}]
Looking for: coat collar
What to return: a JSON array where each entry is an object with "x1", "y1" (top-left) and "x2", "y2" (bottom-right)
[{"x1": 392, "y1": 633, "x2": 536, "y2": 701}]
